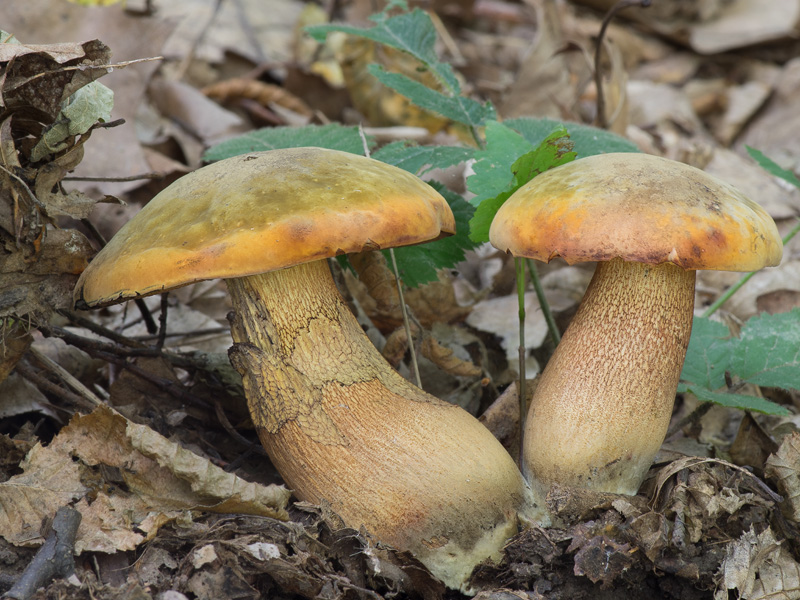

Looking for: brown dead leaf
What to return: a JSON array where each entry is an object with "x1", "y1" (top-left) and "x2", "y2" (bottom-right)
[
  {"x1": 148, "y1": 77, "x2": 248, "y2": 153},
  {"x1": 0, "y1": 405, "x2": 289, "y2": 553},
  {"x1": 338, "y1": 36, "x2": 450, "y2": 132},
  {"x1": 757, "y1": 290, "x2": 800, "y2": 314},
  {"x1": 348, "y1": 251, "x2": 471, "y2": 332},
  {"x1": 715, "y1": 526, "x2": 800, "y2": 600},
  {"x1": 729, "y1": 413, "x2": 780, "y2": 474},
  {"x1": 567, "y1": 521, "x2": 636, "y2": 587},
  {"x1": 765, "y1": 431, "x2": 800, "y2": 521},
  {"x1": 0, "y1": 372, "x2": 57, "y2": 421}
]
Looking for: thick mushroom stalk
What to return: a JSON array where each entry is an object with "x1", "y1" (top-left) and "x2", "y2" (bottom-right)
[
  {"x1": 522, "y1": 258, "x2": 694, "y2": 494},
  {"x1": 225, "y1": 260, "x2": 537, "y2": 590}
]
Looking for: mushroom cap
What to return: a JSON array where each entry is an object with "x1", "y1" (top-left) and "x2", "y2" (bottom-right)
[
  {"x1": 489, "y1": 152, "x2": 783, "y2": 271},
  {"x1": 75, "y1": 148, "x2": 455, "y2": 308}
]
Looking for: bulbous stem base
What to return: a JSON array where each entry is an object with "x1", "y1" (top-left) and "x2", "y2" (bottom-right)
[{"x1": 225, "y1": 260, "x2": 540, "y2": 591}]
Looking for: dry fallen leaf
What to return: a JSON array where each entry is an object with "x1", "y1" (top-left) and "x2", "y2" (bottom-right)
[
  {"x1": 715, "y1": 526, "x2": 800, "y2": 600},
  {"x1": 0, "y1": 405, "x2": 289, "y2": 553},
  {"x1": 765, "y1": 431, "x2": 800, "y2": 522}
]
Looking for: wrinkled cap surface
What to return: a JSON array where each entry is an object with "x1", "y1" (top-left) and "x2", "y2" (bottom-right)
[
  {"x1": 490, "y1": 152, "x2": 783, "y2": 271},
  {"x1": 75, "y1": 147, "x2": 455, "y2": 308}
]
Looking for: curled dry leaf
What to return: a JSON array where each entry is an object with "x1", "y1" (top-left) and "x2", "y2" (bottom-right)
[
  {"x1": 0, "y1": 405, "x2": 289, "y2": 553},
  {"x1": 765, "y1": 431, "x2": 800, "y2": 521},
  {"x1": 568, "y1": 527, "x2": 636, "y2": 588},
  {"x1": 715, "y1": 526, "x2": 800, "y2": 600},
  {"x1": 203, "y1": 78, "x2": 314, "y2": 118},
  {"x1": 348, "y1": 250, "x2": 471, "y2": 333},
  {"x1": 0, "y1": 37, "x2": 111, "y2": 323}
]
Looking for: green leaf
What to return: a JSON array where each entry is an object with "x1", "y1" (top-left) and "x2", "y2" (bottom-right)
[
  {"x1": 730, "y1": 309, "x2": 800, "y2": 390},
  {"x1": 369, "y1": 65, "x2": 495, "y2": 128},
  {"x1": 746, "y1": 146, "x2": 800, "y2": 189},
  {"x1": 203, "y1": 124, "x2": 374, "y2": 162},
  {"x1": 505, "y1": 117, "x2": 640, "y2": 157},
  {"x1": 372, "y1": 141, "x2": 473, "y2": 175},
  {"x1": 678, "y1": 386, "x2": 789, "y2": 415},
  {"x1": 468, "y1": 125, "x2": 576, "y2": 243},
  {"x1": 307, "y1": 6, "x2": 460, "y2": 94},
  {"x1": 466, "y1": 121, "x2": 533, "y2": 207},
  {"x1": 679, "y1": 313, "x2": 797, "y2": 416},
  {"x1": 389, "y1": 183, "x2": 478, "y2": 287},
  {"x1": 509, "y1": 126, "x2": 576, "y2": 184},
  {"x1": 468, "y1": 192, "x2": 513, "y2": 245},
  {"x1": 679, "y1": 317, "x2": 732, "y2": 391}
]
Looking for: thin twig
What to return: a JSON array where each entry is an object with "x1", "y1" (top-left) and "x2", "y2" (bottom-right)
[
  {"x1": 515, "y1": 256, "x2": 527, "y2": 466},
  {"x1": 28, "y1": 346, "x2": 102, "y2": 407},
  {"x1": 526, "y1": 258, "x2": 561, "y2": 346},
  {"x1": 358, "y1": 124, "x2": 423, "y2": 389},
  {"x1": 594, "y1": 0, "x2": 651, "y2": 129},
  {"x1": 57, "y1": 309, "x2": 148, "y2": 349},
  {"x1": 65, "y1": 172, "x2": 165, "y2": 183},
  {"x1": 4, "y1": 506, "x2": 82, "y2": 600},
  {"x1": 156, "y1": 293, "x2": 170, "y2": 350},
  {"x1": 5, "y1": 57, "x2": 163, "y2": 93},
  {"x1": 213, "y1": 399, "x2": 267, "y2": 455},
  {"x1": 14, "y1": 360, "x2": 95, "y2": 412}
]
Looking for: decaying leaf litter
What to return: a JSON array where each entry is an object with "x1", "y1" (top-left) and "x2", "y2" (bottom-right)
[{"x1": 1, "y1": 0, "x2": 800, "y2": 598}]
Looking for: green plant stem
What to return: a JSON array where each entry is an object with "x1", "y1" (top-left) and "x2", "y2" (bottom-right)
[
  {"x1": 525, "y1": 259, "x2": 561, "y2": 346},
  {"x1": 702, "y1": 219, "x2": 800, "y2": 318},
  {"x1": 515, "y1": 257, "x2": 527, "y2": 450},
  {"x1": 390, "y1": 247, "x2": 422, "y2": 389}
]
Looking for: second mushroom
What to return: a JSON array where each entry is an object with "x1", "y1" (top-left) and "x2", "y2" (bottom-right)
[{"x1": 490, "y1": 152, "x2": 783, "y2": 496}]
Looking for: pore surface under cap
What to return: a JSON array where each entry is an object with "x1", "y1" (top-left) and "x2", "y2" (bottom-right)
[
  {"x1": 490, "y1": 153, "x2": 782, "y2": 271},
  {"x1": 75, "y1": 148, "x2": 454, "y2": 307}
]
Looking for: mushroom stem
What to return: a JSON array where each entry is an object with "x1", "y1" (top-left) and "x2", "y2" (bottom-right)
[
  {"x1": 522, "y1": 258, "x2": 695, "y2": 496},
  {"x1": 225, "y1": 259, "x2": 541, "y2": 590}
]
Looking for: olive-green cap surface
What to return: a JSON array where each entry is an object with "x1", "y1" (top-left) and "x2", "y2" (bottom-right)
[{"x1": 75, "y1": 148, "x2": 454, "y2": 308}]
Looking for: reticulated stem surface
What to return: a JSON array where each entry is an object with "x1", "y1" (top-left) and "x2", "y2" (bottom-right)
[
  {"x1": 225, "y1": 260, "x2": 536, "y2": 590},
  {"x1": 523, "y1": 258, "x2": 695, "y2": 495}
]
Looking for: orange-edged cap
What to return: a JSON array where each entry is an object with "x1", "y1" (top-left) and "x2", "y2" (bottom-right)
[
  {"x1": 75, "y1": 147, "x2": 454, "y2": 308},
  {"x1": 490, "y1": 153, "x2": 783, "y2": 271}
]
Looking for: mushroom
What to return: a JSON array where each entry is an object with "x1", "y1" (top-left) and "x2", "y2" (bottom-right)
[
  {"x1": 74, "y1": 147, "x2": 543, "y2": 591},
  {"x1": 489, "y1": 152, "x2": 782, "y2": 496}
]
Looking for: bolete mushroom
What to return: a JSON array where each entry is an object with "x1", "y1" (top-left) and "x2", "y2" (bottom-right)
[
  {"x1": 489, "y1": 152, "x2": 782, "y2": 496},
  {"x1": 74, "y1": 147, "x2": 542, "y2": 590}
]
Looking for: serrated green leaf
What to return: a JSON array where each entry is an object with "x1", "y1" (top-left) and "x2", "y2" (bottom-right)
[
  {"x1": 746, "y1": 146, "x2": 800, "y2": 189},
  {"x1": 679, "y1": 313, "x2": 796, "y2": 415},
  {"x1": 680, "y1": 317, "x2": 732, "y2": 391},
  {"x1": 466, "y1": 121, "x2": 532, "y2": 207},
  {"x1": 505, "y1": 117, "x2": 640, "y2": 157},
  {"x1": 678, "y1": 385, "x2": 789, "y2": 415},
  {"x1": 203, "y1": 124, "x2": 374, "y2": 162},
  {"x1": 469, "y1": 192, "x2": 513, "y2": 245},
  {"x1": 730, "y1": 309, "x2": 800, "y2": 390},
  {"x1": 509, "y1": 126, "x2": 576, "y2": 184},
  {"x1": 307, "y1": 6, "x2": 460, "y2": 94},
  {"x1": 368, "y1": 65, "x2": 495, "y2": 128},
  {"x1": 372, "y1": 142, "x2": 473, "y2": 175},
  {"x1": 468, "y1": 125, "x2": 575, "y2": 243},
  {"x1": 390, "y1": 183, "x2": 478, "y2": 287}
]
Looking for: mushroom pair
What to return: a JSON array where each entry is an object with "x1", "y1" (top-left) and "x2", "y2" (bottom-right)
[
  {"x1": 74, "y1": 148, "x2": 542, "y2": 591},
  {"x1": 489, "y1": 152, "x2": 783, "y2": 496}
]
